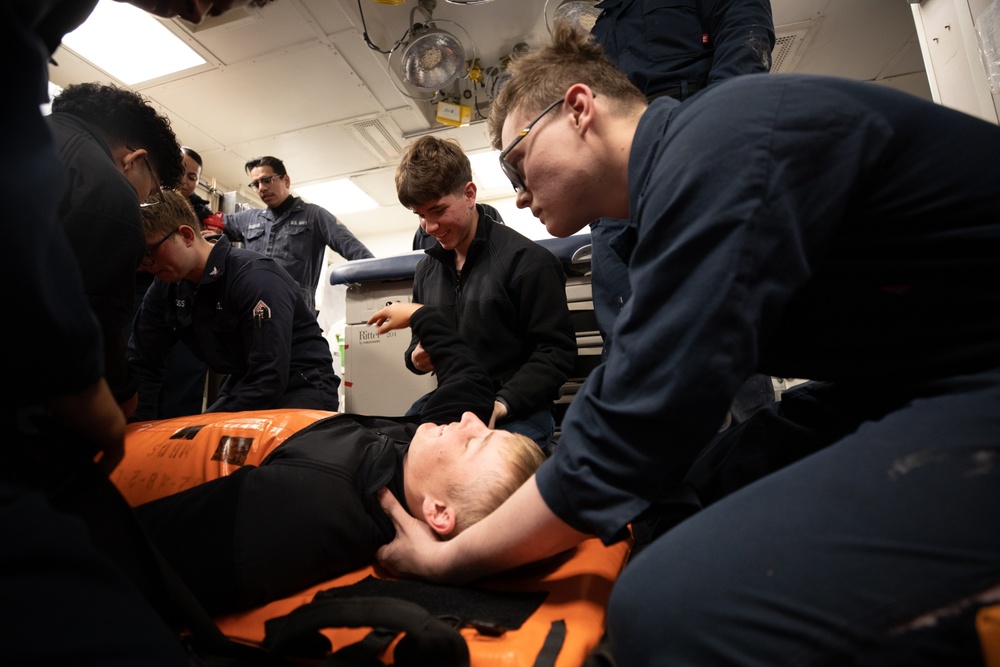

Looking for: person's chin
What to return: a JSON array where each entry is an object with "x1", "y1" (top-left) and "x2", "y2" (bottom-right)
[{"x1": 542, "y1": 216, "x2": 582, "y2": 238}]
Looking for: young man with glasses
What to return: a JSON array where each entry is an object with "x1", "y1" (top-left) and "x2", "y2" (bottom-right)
[
  {"x1": 46, "y1": 82, "x2": 184, "y2": 420},
  {"x1": 375, "y1": 24, "x2": 1000, "y2": 665},
  {"x1": 222, "y1": 155, "x2": 374, "y2": 312},
  {"x1": 129, "y1": 190, "x2": 341, "y2": 416},
  {"x1": 131, "y1": 145, "x2": 215, "y2": 421}
]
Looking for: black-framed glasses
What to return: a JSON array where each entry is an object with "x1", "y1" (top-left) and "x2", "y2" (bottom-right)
[
  {"x1": 127, "y1": 145, "x2": 163, "y2": 208},
  {"x1": 141, "y1": 227, "x2": 179, "y2": 267},
  {"x1": 498, "y1": 99, "x2": 564, "y2": 192},
  {"x1": 248, "y1": 174, "x2": 283, "y2": 190}
]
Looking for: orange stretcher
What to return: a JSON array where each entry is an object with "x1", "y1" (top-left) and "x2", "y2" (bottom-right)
[
  {"x1": 115, "y1": 410, "x2": 632, "y2": 666},
  {"x1": 112, "y1": 409, "x2": 334, "y2": 506}
]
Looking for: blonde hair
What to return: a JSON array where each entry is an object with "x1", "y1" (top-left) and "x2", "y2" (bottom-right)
[
  {"x1": 487, "y1": 22, "x2": 647, "y2": 150},
  {"x1": 140, "y1": 189, "x2": 203, "y2": 237},
  {"x1": 446, "y1": 432, "x2": 547, "y2": 536}
]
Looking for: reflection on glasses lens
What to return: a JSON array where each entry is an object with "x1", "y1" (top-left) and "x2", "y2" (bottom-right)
[
  {"x1": 141, "y1": 191, "x2": 163, "y2": 209},
  {"x1": 248, "y1": 174, "x2": 281, "y2": 189}
]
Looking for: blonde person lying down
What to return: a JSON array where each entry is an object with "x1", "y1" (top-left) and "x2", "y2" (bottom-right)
[{"x1": 136, "y1": 302, "x2": 544, "y2": 614}]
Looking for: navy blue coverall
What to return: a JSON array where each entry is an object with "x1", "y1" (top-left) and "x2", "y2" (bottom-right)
[
  {"x1": 589, "y1": 0, "x2": 777, "y2": 432},
  {"x1": 589, "y1": 0, "x2": 775, "y2": 335},
  {"x1": 534, "y1": 75, "x2": 1000, "y2": 664},
  {"x1": 129, "y1": 236, "x2": 340, "y2": 417},
  {"x1": 224, "y1": 195, "x2": 373, "y2": 311}
]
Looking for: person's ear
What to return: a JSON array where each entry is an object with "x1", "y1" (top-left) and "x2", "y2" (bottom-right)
[
  {"x1": 120, "y1": 146, "x2": 147, "y2": 177},
  {"x1": 421, "y1": 496, "x2": 457, "y2": 538},
  {"x1": 463, "y1": 181, "x2": 477, "y2": 207},
  {"x1": 565, "y1": 83, "x2": 596, "y2": 135},
  {"x1": 177, "y1": 225, "x2": 198, "y2": 245}
]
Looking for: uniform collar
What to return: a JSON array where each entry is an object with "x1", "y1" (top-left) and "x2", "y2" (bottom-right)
[
  {"x1": 629, "y1": 97, "x2": 681, "y2": 218},
  {"x1": 201, "y1": 235, "x2": 233, "y2": 285}
]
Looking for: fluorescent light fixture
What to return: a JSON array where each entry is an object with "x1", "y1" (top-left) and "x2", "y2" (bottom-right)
[
  {"x1": 296, "y1": 179, "x2": 380, "y2": 215},
  {"x1": 468, "y1": 150, "x2": 511, "y2": 190},
  {"x1": 61, "y1": 0, "x2": 205, "y2": 85}
]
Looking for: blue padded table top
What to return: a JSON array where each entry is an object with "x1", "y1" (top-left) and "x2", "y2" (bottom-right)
[{"x1": 329, "y1": 232, "x2": 591, "y2": 286}]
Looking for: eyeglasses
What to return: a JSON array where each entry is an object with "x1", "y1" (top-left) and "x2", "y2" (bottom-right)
[
  {"x1": 248, "y1": 174, "x2": 284, "y2": 190},
  {"x1": 498, "y1": 99, "x2": 564, "y2": 192},
  {"x1": 127, "y1": 145, "x2": 162, "y2": 208},
  {"x1": 141, "y1": 227, "x2": 179, "y2": 267}
]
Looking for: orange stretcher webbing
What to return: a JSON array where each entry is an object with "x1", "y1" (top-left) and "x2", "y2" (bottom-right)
[{"x1": 112, "y1": 409, "x2": 334, "y2": 506}]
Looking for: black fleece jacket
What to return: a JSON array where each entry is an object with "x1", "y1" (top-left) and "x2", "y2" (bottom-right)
[{"x1": 406, "y1": 208, "x2": 577, "y2": 417}]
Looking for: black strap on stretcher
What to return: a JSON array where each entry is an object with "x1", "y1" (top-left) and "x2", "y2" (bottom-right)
[
  {"x1": 533, "y1": 620, "x2": 567, "y2": 667},
  {"x1": 264, "y1": 596, "x2": 470, "y2": 667},
  {"x1": 262, "y1": 577, "x2": 554, "y2": 666}
]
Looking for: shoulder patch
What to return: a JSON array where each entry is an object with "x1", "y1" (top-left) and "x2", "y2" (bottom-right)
[{"x1": 253, "y1": 300, "x2": 272, "y2": 327}]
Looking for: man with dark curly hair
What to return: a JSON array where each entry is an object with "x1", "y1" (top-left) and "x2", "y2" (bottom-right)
[{"x1": 47, "y1": 82, "x2": 183, "y2": 420}]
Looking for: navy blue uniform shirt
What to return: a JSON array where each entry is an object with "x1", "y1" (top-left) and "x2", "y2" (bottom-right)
[
  {"x1": 129, "y1": 237, "x2": 339, "y2": 416},
  {"x1": 224, "y1": 196, "x2": 373, "y2": 310}
]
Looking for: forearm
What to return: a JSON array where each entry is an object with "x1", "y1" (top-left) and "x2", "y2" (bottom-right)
[
  {"x1": 707, "y1": 0, "x2": 776, "y2": 82},
  {"x1": 48, "y1": 378, "x2": 126, "y2": 472}
]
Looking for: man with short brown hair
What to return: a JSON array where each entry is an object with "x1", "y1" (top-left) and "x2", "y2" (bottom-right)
[
  {"x1": 394, "y1": 136, "x2": 576, "y2": 451},
  {"x1": 130, "y1": 190, "x2": 340, "y2": 415}
]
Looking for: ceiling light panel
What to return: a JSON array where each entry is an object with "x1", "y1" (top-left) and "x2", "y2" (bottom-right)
[
  {"x1": 62, "y1": 0, "x2": 205, "y2": 85},
  {"x1": 296, "y1": 179, "x2": 380, "y2": 215}
]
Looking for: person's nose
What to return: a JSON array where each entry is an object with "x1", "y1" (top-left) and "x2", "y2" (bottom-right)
[
  {"x1": 459, "y1": 411, "x2": 486, "y2": 433},
  {"x1": 515, "y1": 188, "x2": 531, "y2": 209}
]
